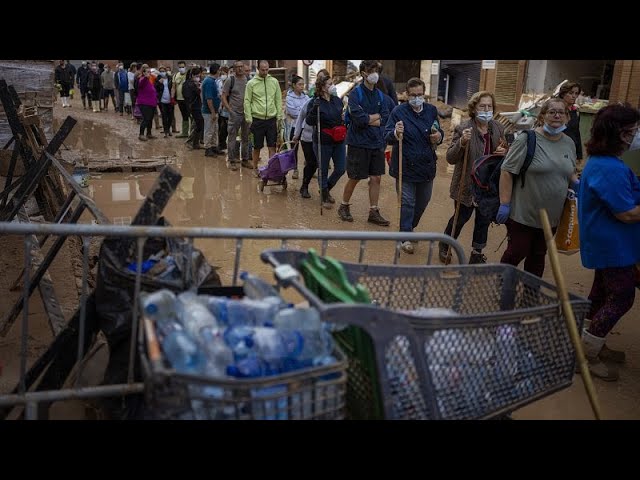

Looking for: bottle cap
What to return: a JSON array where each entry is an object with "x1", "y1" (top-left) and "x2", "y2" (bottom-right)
[{"x1": 145, "y1": 304, "x2": 158, "y2": 315}]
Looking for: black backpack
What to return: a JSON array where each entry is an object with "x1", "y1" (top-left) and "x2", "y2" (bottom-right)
[{"x1": 471, "y1": 129, "x2": 537, "y2": 221}]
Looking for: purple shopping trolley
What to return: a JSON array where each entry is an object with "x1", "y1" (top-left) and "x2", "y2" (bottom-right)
[{"x1": 258, "y1": 142, "x2": 297, "y2": 192}]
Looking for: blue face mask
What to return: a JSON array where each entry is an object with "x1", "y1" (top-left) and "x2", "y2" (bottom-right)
[
  {"x1": 328, "y1": 85, "x2": 338, "y2": 96},
  {"x1": 543, "y1": 123, "x2": 567, "y2": 135},
  {"x1": 476, "y1": 111, "x2": 493, "y2": 122},
  {"x1": 408, "y1": 97, "x2": 424, "y2": 109}
]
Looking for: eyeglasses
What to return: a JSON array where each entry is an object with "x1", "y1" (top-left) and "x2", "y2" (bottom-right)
[
  {"x1": 546, "y1": 110, "x2": 567, "y2": 117},
  {"x1": 476, "y1": 104, "x2": 493, "y2": 111}
]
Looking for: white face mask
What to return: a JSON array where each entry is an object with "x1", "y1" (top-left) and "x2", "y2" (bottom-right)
[
  {"x1": 179, "y1": 67, "x2": 186, "y2": 74},
  {"x1": 328, "y1": 85, "x2": 338, "y2": 96},
  {"x1": 220, "y1": 75, "x2": 228, "y2": 81},
  {"x1": 628, "y1": 130, "x2": 640, "y2": 151},
  {"x1": 366, "y1": 72, "x2": 379, "y2": 85}
]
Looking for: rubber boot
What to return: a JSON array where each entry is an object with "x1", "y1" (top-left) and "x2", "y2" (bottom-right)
[
  {"x1": 583, "y1": 319, "x2": 626, "y2": 363},
  {"x1": 300, "y1": 183, "x2": 310, "y2": 199},
  {"x1": 580, "y1": 329, "x2": 619, "y2": 381},
  {"x1": 176, "y1": 120, "x2": 189, "y2": 138},
  {"x1": 82, "y1": 97, "x2": 86, "y2": 109}
]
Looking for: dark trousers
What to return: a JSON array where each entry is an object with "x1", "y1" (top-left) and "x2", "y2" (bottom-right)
[
  {"x1": 500, "y1": 219, "x2": 555, "y2": 277},
  {"x1": 218, "y1": 114, "x2": 228, "y2": 150},
  {"x1": 177, "y1": 100, "x2": 190, "y2": 128},
  {"x1": 312, "y1": 141, "x2": 346, "y2": 190},
  {"x1": 189, "y1": 109, "x2": 204, "y2": 148},
  {"x1": 587, "y1": 266, "x2": 636, "y2": 337},
  {"x1": 139, "y1": 105, "x2": 155, "y2": 136},
  {"x1": 444, "y1": 201, "x2": 492, "y2": 251},
  {"x1": 159, "y1": 103, "x2": 174, "y2": 134},
  {"x1": 301, "y1": 140, "x2": 318, "y2": 185},
  {"x1": 396, "y1": 179, "x2": 434, "y2": 234}
]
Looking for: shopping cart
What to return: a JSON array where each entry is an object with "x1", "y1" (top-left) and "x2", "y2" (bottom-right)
[
  {"x1": 139, "y1": 286, "x2": 348, "y2": 420},
  {"x1": 261, "y1": 249, "x2": 591, "y2": 420},
  {"x1": 257, "y1": 142, "x2": 297, "y2": 192}
]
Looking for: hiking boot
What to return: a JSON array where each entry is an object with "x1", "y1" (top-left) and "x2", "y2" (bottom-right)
[
  {"x1": 228, "y1": 162, "x2": 239, "y2": 171},
  {"x1": 469, "y1": 252, "x2": 487, "y2": 264},
  {"x1": 205, "y1": 147, "x2": 217, "y2": 157},
  {"x1": 368, "y1": 208, "x2": 390, "y2": 226},
  {"x1": 401, "y1": 241, "x2": 414, "y2": 254},
  {"x1": 438, "y1": 242, "x2": 452, "y2": 264},
  {"x1": 338, "y1": 203, "x2": 353, "y2": 222},
  {"x1": 241, "y1": 160, "x2": 254, "y2": 169},
  {"x1": 292, "y1": 169, "x2": 299, "y2": 179},
  {"x1": 300, "y1": 184, "x2": 311, "y2": 199}
]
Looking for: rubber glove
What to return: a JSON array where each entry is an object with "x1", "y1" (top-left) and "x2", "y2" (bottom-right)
[{"x1": 496, "y1": 203, "x2": 511, "y2": 224}]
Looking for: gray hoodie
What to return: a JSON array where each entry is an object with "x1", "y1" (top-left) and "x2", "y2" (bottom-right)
[{"x1": 286, "y1": 89, "x2": 309, "y2": 121}]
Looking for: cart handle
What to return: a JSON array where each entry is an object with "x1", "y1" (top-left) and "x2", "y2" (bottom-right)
[{"x1": 278, "y1": 141, "x2": 296, "y2": 153}]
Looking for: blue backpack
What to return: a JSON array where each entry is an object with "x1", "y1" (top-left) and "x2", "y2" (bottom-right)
[
  {"x1": 344, "y1": 84, "x2": 384, "y2": 127},
  {"x1": 471, "y1": 129, "x2": 537, "y2": 221}
]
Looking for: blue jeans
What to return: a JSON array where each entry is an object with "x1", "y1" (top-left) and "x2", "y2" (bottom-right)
[
  {"x1": 395, "y1": 178, "x2": 434, "y2": 234},
  {"x1": 313, "y1": 142, "x2": 346, "y2": 189}
]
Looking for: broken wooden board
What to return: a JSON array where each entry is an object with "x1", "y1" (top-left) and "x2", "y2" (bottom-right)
[{"x1": 83, "y1": 156, "x2": 178, "y2": 173}]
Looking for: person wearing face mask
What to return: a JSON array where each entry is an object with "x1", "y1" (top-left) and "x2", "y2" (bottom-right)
[
  {"x1": 556, "y1": 81, "x2": 583, "y2": 163},
  {"x1": 285, "y1": 75, "x2": 310, "y2": 179},
  {"x1": 100, "y1": 64, "x2": 116, "y2": 111},
  {"x1": 441, "y1": 91, "x2": 506, "y2": 264},
  {"x1": 338, "y1": 60, "x2": 391, "y2": 225},
  {"x1": 216, "y1": 65, "x2": 230, "y2": 152},
  {"x1": 575, "y1": 103, "x2": 640, "y2": 381},
  {"x1": 155, "y1": 66, "x2": 174, "y2": 138},
  {"x1": 136, "y1": 66, "x2": 159, "y2": 141},
  {"x1": 305, "y1": 74, "x2": 347, "y2": 209},
  {"x1": 182, "y1": 67, "x2": 204, "y2": 150},
  {"x1": 384, "y1": 78, "x2": 443, "y2": 254},
  {"x1": 172, "y1": 61, "x2": 191, "y2": 138},
  {"x1": 54, "y1": 60, "x2": 74, "y2": 108},
  {"x1": 497, "y1": 98, "x2": 579, "y2": 277}
]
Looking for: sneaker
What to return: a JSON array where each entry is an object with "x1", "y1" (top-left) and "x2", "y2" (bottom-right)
[
  {"x1": 338, "y1": 203, "x2": 353, "y2": 222},
  {"x1": 204, "y1": 148, "x2": 216, "y2": 157},
  {"x1": 469, "y1": 252, "x2": 487, "y2": 264},
  {"x1": 228, "y1": 162, "x2": 239, "y2": 171},
  {"x1": 241, "y1": 160, "x2": 254, "y2": 169},
  {"x1": 401, "y1": 241, "x2": 414, "y2": 254},
  {"x1": 146, "y1": 134, "x2": 157, "y2": 140},
  {"x1": 326, "y1": 191, "x2": 336, "y2": 203},
  {"x1": 138, "y1": 135, "x2": 147, "y2": 142},
  {"x1": 292, "y1": 169, "x2": 299, "y2": 179},
  {"x1": 368, "y1": 208, "x2": 390, "y2": 226},
  {"x1": 163, "y1": 133, "x2": 168, "y2": 138}
]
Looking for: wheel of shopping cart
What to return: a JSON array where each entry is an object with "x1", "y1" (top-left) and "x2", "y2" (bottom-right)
[
  {"x1": 282, "y1": 177, "x2": 288, "y2": 190},
  {"x1": 258, "y1": 180, "x2": 266, "y2": 192}
]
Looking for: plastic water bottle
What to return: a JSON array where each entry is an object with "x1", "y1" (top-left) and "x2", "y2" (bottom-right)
[
  {"x1": 240, "y1": 271, "x2": 283, "y2": 302},
  {"x1": 273, "y1": 308, "x2": 334, "y2": 366},
  {"x1": 251, "y1": 384, "x2": 288, "y2": 420},
  {"x1": 177, "y1": 292, "x2": 220, "y2": 338},
  {"x1": 141, "y1": 289, "x2": 177, "y2": 322},
  {"x1": 160, "y1": 323, "x2": 205, "y2": 374},
  {"x1": 495, "y1": 325, "x2": 519, "y2": 390}
]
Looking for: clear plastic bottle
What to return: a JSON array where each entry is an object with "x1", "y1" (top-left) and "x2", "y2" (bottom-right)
[
  {"x1": 240, "y1": 271, "x2": 283, "y2": 302},
  {"x1": 141, "y1": 289, "x2": 177, "y2": 322},
  {"x1": 495, "y1": 325, "x2": 519, "y2": 390},
  {"x1": 160, "y1": 323, "x2": 205, "y2": 374}
]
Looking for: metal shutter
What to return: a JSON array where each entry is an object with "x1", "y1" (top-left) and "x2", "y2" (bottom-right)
[{"x1": 441, "y1": 61, "x2": 481, "y2": 110}]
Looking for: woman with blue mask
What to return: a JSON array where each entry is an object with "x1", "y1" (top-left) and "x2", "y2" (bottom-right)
[
  {"x1": 440, "y1": 91, "x2": 507, "y2": 264},
  {"x1": 575, "y1": 103, "x2": 640, "y2": 381},
  {"x1": 497, "y1": 98, "x2": 579, "y2": 277}
]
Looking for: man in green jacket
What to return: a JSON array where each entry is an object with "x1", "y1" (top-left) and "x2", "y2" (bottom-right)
[{"x1": 244, "y1": 60, "x2": 283, "y2": 176}]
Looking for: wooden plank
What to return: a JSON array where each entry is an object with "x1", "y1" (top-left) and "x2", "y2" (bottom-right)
[{"x1": 17, "y1": 208, "x2": 67, "y2": 336}]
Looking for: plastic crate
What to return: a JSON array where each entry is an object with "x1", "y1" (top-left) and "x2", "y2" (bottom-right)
[
  {"x1": 139, "y1": 287, "x2": 348, "y2": 420},
  {"x1": 261, "y1": 249, "x2": 591, "y2": 420}
]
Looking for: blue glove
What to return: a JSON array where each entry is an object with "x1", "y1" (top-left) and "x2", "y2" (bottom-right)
[
  {"x1": 571, "y1": 179, "x2": 580, "y2": 192},
  {"x1": 496, "y1": 203, "x2": 511, "y2": 224}
]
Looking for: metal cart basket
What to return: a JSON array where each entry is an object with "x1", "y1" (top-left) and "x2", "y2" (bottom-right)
[{"x1": 261, "y1": 249, "x2": 591, "y2": 420}]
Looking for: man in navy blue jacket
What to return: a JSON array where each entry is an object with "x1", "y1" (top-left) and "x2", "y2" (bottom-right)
[
  {"x1": 338, "y1": 60, "x2": 391, "y2": 226},
  {"x1": 384, "y1": 77, "x2": 444, "y2": 253}
]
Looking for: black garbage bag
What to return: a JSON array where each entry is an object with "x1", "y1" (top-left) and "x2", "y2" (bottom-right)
[{"x1": 94, "y1": 216, "x2": 221, "y2": 419}]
